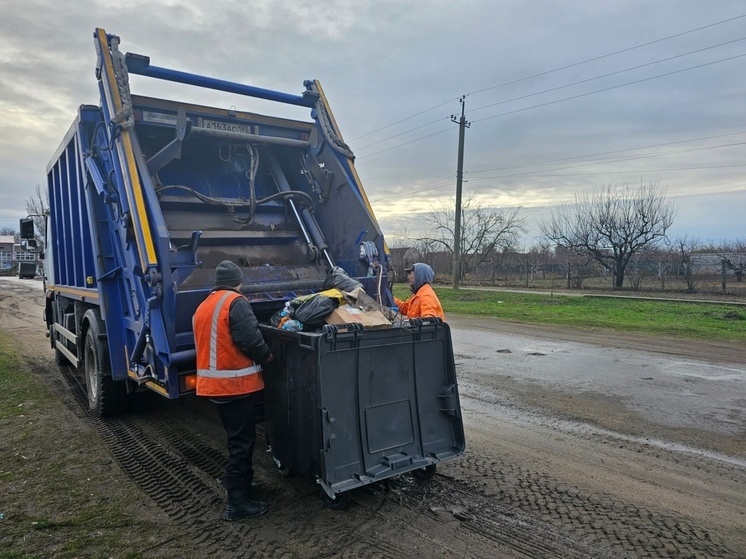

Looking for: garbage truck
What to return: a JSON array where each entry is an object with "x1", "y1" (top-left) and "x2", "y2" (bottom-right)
[{"x1": 26, "y1": 28, "x2": 464, "y2": 506}]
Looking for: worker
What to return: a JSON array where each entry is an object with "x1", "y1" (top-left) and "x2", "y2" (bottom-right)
[
  {"x1": 394, "y1": 262, "x2": 445, "y2": 321},
  {"x1": 192, "y1": 260, "x2": 274, "y2": 521}
]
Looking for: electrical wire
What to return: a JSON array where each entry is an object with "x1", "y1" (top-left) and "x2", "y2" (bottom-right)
[
  {"x1": 472, "y1": 52, "x2": 746, "y2": 124},
  {"x1": 468, "y1": 130, "x2": 746, "y2": 174},
  {"x1": 466, "y1": 141, "x2": 746, "y2": 180},
  {"x1": 358, "y1": 53, "x2": 746, "y2": 159},
  {"x1": 470, "y1": 37, "x2": 746, "y2": 114},
  {"x1": 350, "y1": 13, "x2": 746, "y2": 151},
  {"x1": 350, "y1": 98, "x2": 458, "y2": 142},
  {"x1": 466, "y1": 14, "x2": 746, "y2": 98}
]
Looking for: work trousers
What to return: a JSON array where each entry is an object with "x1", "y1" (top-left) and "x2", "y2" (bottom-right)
[{"x1": 214, "y1": 392, "x2": 258, "y2": 491}]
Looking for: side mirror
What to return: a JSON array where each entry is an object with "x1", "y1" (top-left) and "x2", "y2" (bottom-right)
[{"x1": 19, "y1": 218, "x2": 35, "y2": 240}]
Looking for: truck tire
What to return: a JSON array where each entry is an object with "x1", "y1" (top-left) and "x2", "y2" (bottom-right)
[{"x1": 83, "y1": 314, "x2": 128, "y2": 416}]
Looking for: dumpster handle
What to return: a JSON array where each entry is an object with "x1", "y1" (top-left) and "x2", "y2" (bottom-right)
[
  {"x1": 408, "y1": 317, "x2": 441, "y2": 341},
  {"x1": 322, "y1": 323, "x2": 363, "y2": 350}
]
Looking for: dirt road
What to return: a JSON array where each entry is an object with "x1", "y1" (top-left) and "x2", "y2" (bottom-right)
[{"x1": 1, "y1": 278, "x2": 744, "y2": 558}]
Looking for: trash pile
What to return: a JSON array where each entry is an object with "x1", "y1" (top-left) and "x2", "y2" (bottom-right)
[{"x1": 268, "y1": 268, "x2": 395, "y2": 332}]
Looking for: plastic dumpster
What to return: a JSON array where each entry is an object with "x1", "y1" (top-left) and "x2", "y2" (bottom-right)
[{"x1": 260, "y1": 318, "x2": 465, "y2": 508}]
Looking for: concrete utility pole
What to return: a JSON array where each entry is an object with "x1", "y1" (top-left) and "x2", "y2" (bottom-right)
[{"x1": 451, "y1": 96, "x2": 470, "y2": 290}]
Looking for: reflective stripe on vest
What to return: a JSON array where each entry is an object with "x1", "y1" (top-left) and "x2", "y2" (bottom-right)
[
  {"x1": 209, "y1": 291, "x2": 232, "y2": 370},
  {"x1": 197, "y1": 363, "x2": 263, "y2": 378}
]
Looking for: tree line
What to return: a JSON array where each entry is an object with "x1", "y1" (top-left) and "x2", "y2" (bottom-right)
[
  {"x1": 6, "y1": 181, "x2": 744, "y2": 292},
  {"x1": 391, "y1": 181, "x2": 745, "y2": 292}
]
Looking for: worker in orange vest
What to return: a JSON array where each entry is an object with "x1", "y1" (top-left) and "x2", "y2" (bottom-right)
[
  {"x1": 193, "y1": 260, "x2": 274, "y2": 521},
  {"x1": 394, "y1": 262, "x2": 445, "y2": 321}
]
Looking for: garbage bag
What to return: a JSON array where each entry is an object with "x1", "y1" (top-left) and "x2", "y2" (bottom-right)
[
  {"x1": 323, "y1": 266, "x2": 363, "y2": 293},
  {"x1": 269, "y1": 303, "x2": 293, "y2": 327},
  {"x1": 290, "y1": 294, "x2": 338, "y2": 327}
]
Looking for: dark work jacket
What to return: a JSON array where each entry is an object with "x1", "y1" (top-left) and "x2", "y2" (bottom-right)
[{"x1": 219, "y1": 286, "x2": 272, "y2": 366}]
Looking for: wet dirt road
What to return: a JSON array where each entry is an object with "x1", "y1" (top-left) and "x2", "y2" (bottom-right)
[{"x1": 2, "y1": 278, "x2": 744, "y2": 558}]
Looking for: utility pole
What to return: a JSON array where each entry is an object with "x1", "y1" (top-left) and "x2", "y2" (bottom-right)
[{"x1": 451, "y1": 96, "x2": 470, "y2": 290}]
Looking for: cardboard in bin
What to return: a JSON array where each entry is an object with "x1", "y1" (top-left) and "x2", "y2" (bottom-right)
[{"x1": 325, "y1": 304, "x2": 392, "y2": 329}]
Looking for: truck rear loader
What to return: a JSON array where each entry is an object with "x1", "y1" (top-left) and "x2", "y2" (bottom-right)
[{"x1": 25, "y1": 29, "x2": 464, "y2": 505}]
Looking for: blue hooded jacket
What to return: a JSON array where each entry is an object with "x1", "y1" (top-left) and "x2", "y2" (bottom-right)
[{"x1": 409, "y1": 262, "x2": 435, "y2": 293}]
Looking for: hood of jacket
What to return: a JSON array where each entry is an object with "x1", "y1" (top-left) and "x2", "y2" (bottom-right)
[{"x1": 410, "y1": 262, "x2": 435, "y2": 293}]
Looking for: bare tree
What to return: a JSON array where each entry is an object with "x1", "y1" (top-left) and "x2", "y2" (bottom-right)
[
  {"x1": 647, "y1": 245, "x2": 677, "y2": 290},
  {"x1": 419, "y1": 193, "x2": 524, "y2": 283},
  {"x1": 672, "y1": 235, "x2": 701, "y2": 292},
  {"x1": 552, "y1": 245, "x2": 595, "y2": 288},
  {"x1": 713, "y1": 239, "x2": 746, "y2": 282},
  {"x1": 518, "y1": 244, "x2": 550, "y2": 287},
  {"x1": 25, "y1": 184, "x2": 48, "y2": 245},
  {"x1": 540, "y1": 181, "x2": 675, "y2": 289},
  {"x1": 0, "y1": 227, "x2": 15, "y2": 236}
]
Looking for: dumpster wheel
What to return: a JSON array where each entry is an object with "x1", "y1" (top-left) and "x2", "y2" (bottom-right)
[
  {"x1": 270, "y1": 452, "x2": 292, "y2": 478},
  {"x1": 412, "y1": 464, "x2": 437, "y2": 481},
  {"x1": 320, "y1": 488, "x2": 350, "y2": 511}
]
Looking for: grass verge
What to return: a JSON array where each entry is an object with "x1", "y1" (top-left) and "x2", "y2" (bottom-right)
[
  {"x1": 0, "y1": 332, "x2": 170, "y2": 559},
  {"x1": 394, "y1": 286, "x2": 746, "y2": 342}
]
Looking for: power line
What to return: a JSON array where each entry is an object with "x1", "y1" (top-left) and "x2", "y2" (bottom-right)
[
  {"x1": 358, "y1": 53, "x2": 746, "y2": 159},
  {"x1": 471, "y1": 36, "x2": 746, "y2": 114},
  {"x1": 468, "y1": 131, "x2": 746, "y2": 174},
  {"x1": 465, "y1": 14, "x2": 746, "y2": 97},
  {"x1": 349, "y1": 98, "x2": 458, "y2": 142},
  {"x1": 467, "y1": 141, "x2": 746, "y2": 180},
  {"x1": 472, "y1": 52, "x2": 746, "y2": 124},
  {"x1": 483, "y1": 163, "x2": 746, "y2": 178},
  {"x1": 370, "y1": 164, "x2": 746, "y2": 208},
  {"x1": 355, "y1": 116, "x2": 447, "y2": 151},
  {"x1": 358, "y1": 38, "x2": 746, "y2": 155},
  {"x1": 369, "y1": 138, "x2": 746, "y2": 204},
  {"x1": 357, "y1": 127, "x2": 456, "y2": 158},
  {"x1": 348, "y1": 13, "x2": 746, "y2": 148}
]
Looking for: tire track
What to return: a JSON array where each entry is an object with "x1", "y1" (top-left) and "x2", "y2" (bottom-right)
[
  {"x1": 444, "y1": 451, "x2": 741, "y2": 558},
  {"x1": 24, "y1": 353, "x2": 742, "y2": 558}
]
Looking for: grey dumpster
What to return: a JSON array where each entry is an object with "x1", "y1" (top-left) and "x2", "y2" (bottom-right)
[{"x1": 260, "y1": 318, "x2": 465, "y2": 506}]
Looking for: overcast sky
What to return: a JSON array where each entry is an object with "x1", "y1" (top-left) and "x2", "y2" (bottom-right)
[{"x1": 1, "y1": 0, "x2": 744, "y2": 246}]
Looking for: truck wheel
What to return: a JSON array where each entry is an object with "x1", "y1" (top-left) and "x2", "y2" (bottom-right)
[
  {"x1": 320, "y1": 488, "x2": 350, "y2": 511},
  {"x1": 83, "y1": 317, "x2": 128, "y2": 416},
  {"x1": 412, "y1": 464, "x2": 437, "y2": 481}
]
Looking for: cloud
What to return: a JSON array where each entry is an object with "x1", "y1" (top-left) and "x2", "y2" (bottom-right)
[{"x1": 0, "y1": 0, "x2": 743, "y2": 249}]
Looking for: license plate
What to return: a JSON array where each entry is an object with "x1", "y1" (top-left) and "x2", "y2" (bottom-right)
[{"x1": 201, "y1": 119, "x2": 252, "y2": 134}]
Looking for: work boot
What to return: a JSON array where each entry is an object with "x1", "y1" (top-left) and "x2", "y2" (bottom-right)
[{"x1": 223, "y1": 489, "x2": 268, "y2": 521}]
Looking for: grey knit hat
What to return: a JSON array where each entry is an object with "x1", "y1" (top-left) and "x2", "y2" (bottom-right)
[{"x1": 215, "y1": 260, "x2": 243, "y2": 287}]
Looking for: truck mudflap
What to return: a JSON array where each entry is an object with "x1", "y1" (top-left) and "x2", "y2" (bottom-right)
[{"x1": 260, "y1": 320, "x2": 465, "y2": 497}]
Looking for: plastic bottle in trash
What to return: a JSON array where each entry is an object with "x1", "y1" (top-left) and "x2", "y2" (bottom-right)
[{"x1": 281, "y1": 319, "x2": 303, "y2": 332}]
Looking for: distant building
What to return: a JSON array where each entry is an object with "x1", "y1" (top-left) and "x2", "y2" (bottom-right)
[
  {"x1": 0, "y1": 235, "x2": 13, "y2": 270},
  {"x1": 0, "y1": 235, "x2": 41, "y2": 272}
]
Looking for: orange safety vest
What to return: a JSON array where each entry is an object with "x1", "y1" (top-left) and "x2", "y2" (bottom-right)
[{"x1": 192, "y1": 290, "x2": 264, "y2": 397}]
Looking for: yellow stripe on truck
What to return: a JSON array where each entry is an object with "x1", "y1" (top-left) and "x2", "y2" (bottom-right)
[{"x1": 95, "y1": 28, "x2": 157, "y2": 270}]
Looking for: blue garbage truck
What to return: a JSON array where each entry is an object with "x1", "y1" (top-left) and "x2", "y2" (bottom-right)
[{"x1": 27, "y1": 29, "x2": 464, "y2": 505}]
